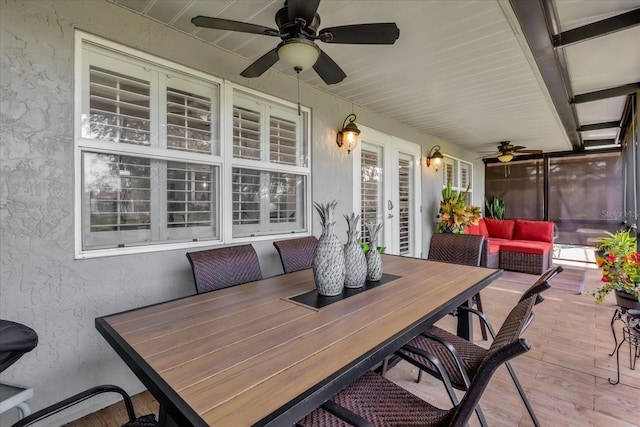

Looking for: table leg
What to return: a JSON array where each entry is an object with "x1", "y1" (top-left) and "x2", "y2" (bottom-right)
[
  {"x1": 456, "y1": 298, "x2": 473, "y2": 341},
  {"x1": 159, "y1": 406, "x2": 180, "y2": 427}
]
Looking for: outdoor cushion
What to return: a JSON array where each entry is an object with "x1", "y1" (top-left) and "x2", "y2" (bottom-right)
[
  {"x1": 483, "y1": 218, "x2": 515, "y2": 240},
  {"x1": 485, "y1": 237, "x2": 510, "y2": 253},
  {"x1": 466, "y1": 218, "x2": 489, "y2": 237},
  {"x1": 513, "y1": 219, "x2": 554, "y2": 243},
  {"x1": 499, "y1": 240, "x2": 553, "y2": 255}
]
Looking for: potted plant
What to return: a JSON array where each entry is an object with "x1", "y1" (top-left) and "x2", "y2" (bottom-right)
[
  {"x1": 437, "y1": 181, "x2": 482, "y2": 233},
  {"x1": 594, "y1": 230, "x2": 635, "y2": 267},
  {"x1": 593, "y1": 230, "x2": 640, "y2": 308},
  {"x1": 484, "y1": 196, "x2": 505, "y2": 219}
]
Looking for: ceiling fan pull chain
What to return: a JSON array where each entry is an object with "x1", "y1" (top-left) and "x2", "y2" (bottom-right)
[{"x1": 295, "y1": 66, "x2": 302, "y2": 116}]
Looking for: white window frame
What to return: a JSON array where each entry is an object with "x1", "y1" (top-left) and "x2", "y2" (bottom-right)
[
  {"x1": 74, "y1": 31, "x2": 311, "y2": 258},
  {"x1": 441, "y1": 154, "x2": 473, "y2": 201}
]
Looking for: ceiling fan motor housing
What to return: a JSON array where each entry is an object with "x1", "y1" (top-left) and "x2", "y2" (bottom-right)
[{"x1": 275, "y1": 6, "x2": 320, "y2": 38}]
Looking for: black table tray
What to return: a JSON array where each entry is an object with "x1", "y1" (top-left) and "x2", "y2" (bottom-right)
[{"x1": 289, "y1": 273, "x2": 401, "y2": 309}]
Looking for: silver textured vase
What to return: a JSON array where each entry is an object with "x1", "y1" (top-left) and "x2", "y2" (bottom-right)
[
  {"x1": 343, "y1": 213, "x2": 367, "y2": 288},
  {"x1": 365, "y1": 223, "x2": 383, "y2": 281},
  {"x1": 312, "y1": 201, "x2": 346, "y2": 296}
]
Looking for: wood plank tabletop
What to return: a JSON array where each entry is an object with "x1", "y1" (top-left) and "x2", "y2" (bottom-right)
[{"x1": 96, "y1": 254, "x2": 501, "y2": 426}]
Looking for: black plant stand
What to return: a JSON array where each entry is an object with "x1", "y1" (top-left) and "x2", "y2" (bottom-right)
[{"x1": 608, "y1": 309, "x2": 640, "y2": 385}]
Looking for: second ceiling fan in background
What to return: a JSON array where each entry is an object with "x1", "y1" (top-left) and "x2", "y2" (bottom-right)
[{"x1": 191, "y1": 0, "x2": 400, "y2": 84}]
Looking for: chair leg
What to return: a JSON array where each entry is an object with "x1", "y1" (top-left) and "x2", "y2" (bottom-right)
[
  {"x1": 474, "y1": 293, "x2": 488, "y2": 341},
  {"x1": 505, "y1": 360, "x2": 540, "y2": 427}
]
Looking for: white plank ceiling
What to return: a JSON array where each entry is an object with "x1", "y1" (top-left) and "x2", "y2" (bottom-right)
[{"x1": 111, "y1": 0, "x2": 640, "y2": 158}]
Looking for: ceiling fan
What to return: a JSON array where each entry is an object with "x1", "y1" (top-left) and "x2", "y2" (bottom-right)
[
  {"x1": 482, "y1": 141, "x2": 543, "y2": 163},
  {"x1": 191, "y1": 0, "x2": 400, "y2": 85}
]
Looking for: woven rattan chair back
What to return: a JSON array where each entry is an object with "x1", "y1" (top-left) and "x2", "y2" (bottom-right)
[
  {"x1": 452, "y1": 296, "x2": 535, "y2": 425},
  {"x1": 427, "y1": 233, "x2": 484, "y2": 267},
  {"x1": 186, "y1": 244, "x2": 262, "y2": 294},
  {"x1": 520, "y1": 265, "x2": 564, "y2": 304},
  {"x1": 273, "y1": 236, "x2": 318, "y2": 273}
]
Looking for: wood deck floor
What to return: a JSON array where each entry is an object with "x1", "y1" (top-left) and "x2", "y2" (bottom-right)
[{"x1": 68, "y1": 263, "x2": 639, "y2": 426}]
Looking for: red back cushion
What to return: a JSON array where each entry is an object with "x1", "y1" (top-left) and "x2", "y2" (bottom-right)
[
  {"x1": 465, "y1": 218, "x2": 489, "y2": 237},
  {"x1": 513, "y1": 219, "x2": 554, "y2": 243},
  {"x1": 483, "y1": 218, "x2": 515, "y2": 239}
]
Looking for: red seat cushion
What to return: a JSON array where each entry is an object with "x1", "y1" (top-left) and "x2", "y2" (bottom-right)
[
  {"x1": 513, "y1": 219, "x2": 554, "y2": 243},
  {"x1": 499, "y1": 240, "x2": 553, "y2": 255},
  {"x1": 483, "y1": 218, "x2": 515, "y2": 240},
  {"x1": 486, "y1": 237, "x2": 510, "y2": 253}
]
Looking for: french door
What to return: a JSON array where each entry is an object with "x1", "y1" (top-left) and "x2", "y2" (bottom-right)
[{"x1": 353, "y1": 127, "x2": 422, "y2": 257}]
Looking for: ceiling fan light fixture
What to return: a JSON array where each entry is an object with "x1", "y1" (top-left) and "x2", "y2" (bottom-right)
[
  {"x1": 497, "y1": 152, "x2": 514, "y2": 163},
  {"x1": 277, "y1": 39, "x2": 320, "y2": 70}
]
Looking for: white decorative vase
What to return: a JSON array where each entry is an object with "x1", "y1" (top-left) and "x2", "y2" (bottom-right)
[
  {"x1": 312, "y1": 201, "x2": 346, "y2": 296},
  {"x1": 365, "y1": 223, "x2": 383, "y2": 281},
  {"x1": 343, "y1": 213, "x2": 367, "y2": 288}
]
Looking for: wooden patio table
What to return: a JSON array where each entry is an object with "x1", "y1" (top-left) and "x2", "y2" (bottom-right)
[{"x1": 95, "y1": 254, "x2": 501, "y2": 427}]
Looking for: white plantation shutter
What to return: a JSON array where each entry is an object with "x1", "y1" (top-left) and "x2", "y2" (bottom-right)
[
  {"x1": 232, "y1": 168, "x2": 306, "y2": 237},
  {"x1": 460, "y1": 161, "x2": 471, "y2": 189},
  {"x1": 88, "y1": 66, "x2": 151, "y2": 145},
  {"x1": 361, "y1": 146, "x2": 383, "y2": 244},
  {"x1": 398, "y1": 156, "x2": 411, "y2": 255},
  {"x1": 166, "y1": 162, "x2": 215, "y2": 228},
  {"x1": 233, "y1": 106, "x2": 261, "y2": 160},
  {"x1": 232, "y1": 168, "x2": 261, "y2": 227},
  {"x1": 166, "y1": 88, "x2": 214, "y2": 155},
  {"x1": 269, "y1": 116, "x2": 297, "y2": 165}
]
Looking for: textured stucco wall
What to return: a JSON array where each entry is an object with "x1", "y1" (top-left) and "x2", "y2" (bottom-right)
[{"x1": 0, "y1": 0, "x2": 482, "y2": 423}]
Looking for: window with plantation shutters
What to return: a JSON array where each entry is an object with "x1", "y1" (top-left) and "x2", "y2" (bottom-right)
[
  {"x1": 78, "y1": 36, "x2": 221, "y2": 253},
  {"x1": 230, "y1": 90, "x2": 309, "y2": 238},
  {"x1": 76, "y1": 33, "x2": 310, "y2": 257},
  {"x1": 441, "y1": 154, "x2": 473, "y2": 205}
]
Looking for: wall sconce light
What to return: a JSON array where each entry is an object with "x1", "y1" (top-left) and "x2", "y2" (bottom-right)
[
  {"x1": 336, "y1": 113, "x2": 361, "y2": 154},
  {"x1": 426, "y1": 145, "x2": 444, "y2": 171}
]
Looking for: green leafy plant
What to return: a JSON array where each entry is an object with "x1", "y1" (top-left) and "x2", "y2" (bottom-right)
[
  {"x1": 484, "y1": 196, "x2": 505, "y2": 219},
  {"x1": 593, "y1": 230, "x2": 640, "y2": 304},
  {"x1": 357, "y1": 238, "x2": 386, "y2": 255},
  {"x1": 437, "y1": 181, "x2": 481, "y2": 233},
  {"x1": 596, "y1": 230, "x2": 636, "y2": 257}
]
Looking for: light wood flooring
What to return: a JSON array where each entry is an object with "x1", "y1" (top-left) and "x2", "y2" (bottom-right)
[{"x1": 68, "y1": 263, "x2": 639, "y2": 426}]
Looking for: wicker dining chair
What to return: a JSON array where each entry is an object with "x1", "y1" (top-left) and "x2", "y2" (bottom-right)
[
  {"x1": 296, "y1": 296, "x2": 537, "y2": 427},
  {"x1": 427, "y1": 232, "x2": 488, "y2": 340},
  {"x1": 394, "y1": 265, "x2": 564, "y2": 427},
  {"x1": 186, "y1": 244, "x2": 262, "y2": 294},
  {"x1": 273, "y1": 236, "x2": 318, "y2": 273},
  {"x1": 11, "y1": 385, "x2": 159, "y2": 427},
  {"x1": 1, "y1": 320, "x2": 158, "y2": 427}
]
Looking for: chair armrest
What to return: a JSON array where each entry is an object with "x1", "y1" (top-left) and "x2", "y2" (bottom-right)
[
  {"x1": 320, "y1": 400, "x2": 375, "y2": 427},
  {"x1": 401, "y1": 343, "x2": 460, "y2": 396},
  {"x1": 12, "y1": 385, "x2": 136, "y2": 427},
  {"x1": 455, "y1": 305, "x2": 498, "y2": 339}
]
